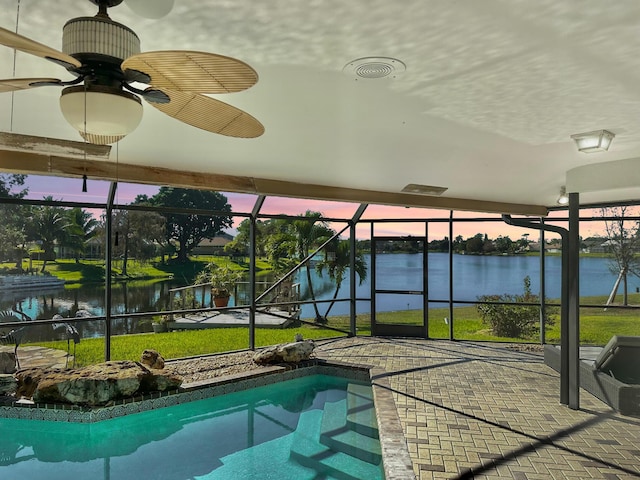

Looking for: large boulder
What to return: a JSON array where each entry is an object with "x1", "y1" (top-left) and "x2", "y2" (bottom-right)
[
  {"x1": 0, "y1": 374, "x2": 17, "y2": 395},
  {"x1": 253, "y1": 340, "x2": 315, "y2": 365},
  {"x1": 15, "y1": 361, "x2": 183, "y2": 406},
  {"x1": 0, "y1": 351, "x2": 16, "y2": 374},
  {"x1": 14, "y1": 367, "x2": 51, "y2": 399}
]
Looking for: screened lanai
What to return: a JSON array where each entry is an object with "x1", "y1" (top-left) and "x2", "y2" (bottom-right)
[
  {"x1": 2, "y1": 0, "x2": 640, "y2": 426},
  {"x1": 1, "y1": 172, "x2": 639, "y2": 417}
]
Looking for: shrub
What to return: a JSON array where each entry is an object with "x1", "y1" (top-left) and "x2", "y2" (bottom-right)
[{"x1": 476, "y1": 276, "x2": 555, "y2": 338}]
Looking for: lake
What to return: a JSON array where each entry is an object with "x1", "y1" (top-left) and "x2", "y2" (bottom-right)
[
  {"x1": 299, "y1": 253, "x2": 632, "y2": 318},
  {"x1": 0, "y1": 254, "x2": 633, "y2": 339}
]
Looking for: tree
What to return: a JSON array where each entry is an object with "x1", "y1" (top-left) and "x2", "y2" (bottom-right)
[
  {"x1": 66, "y1": 207, "x2": 99, "y2": 263},
  {"x1": 151, "y1": 187, "x2": 232, "y2": 263},
  {"x1": 0, "y1": 174, "x2": 27, "y2": 198},
  {"x1": 452, "y1": 235, "x2": 465, "y2": 253},
  {"x1": 263, "y1": 222, "x2": 297, "y2": 273},
  {"x1": 109, "y1": 202, "x2": 166, "y2": 275},
  {"x1": 224, "y1": 218, "x2": 259, "y2": 260},
  {"x1": 0, "y1": 174, "x2": 29, "y2": 268},
  {"x1": 315, "y1": 239, "x2": 367, "y2": 319},
  {"x1": 129, "y1": 198, "x2": 167, "y2": 264},
  {"x1": 27, "y1": 197, "x2": 72, "y2": 272},
  {"x1": 494, "y1": 236, "x2": 514, "y2": 254},
  {"x1": 600, "y1": 206, "x2": 640, "y2": 305},
  {"x1": 290, "y1": 211, "x2": 334, "y2": 322},
  {"x1": 516, "y1": 233, "x2": 530, "y2": 253},
  {"x1": 465, "y1": 233, "x2": 485, "y2": 254},
  {"x1": 429, "y1": 237, "x2": 449, "y2": 252}
]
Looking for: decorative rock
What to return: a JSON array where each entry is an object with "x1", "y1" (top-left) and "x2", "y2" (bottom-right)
[
  {"x1": 14, "y1": 367, "x2": 54, "y2": 399},
  {"x1": 15, "y1": 361, "x2": 182, "y2": 406},
  {"x1": 141, "y1": 349, "x2": 165, "y2": 369},
  {"x1": 0, "y1": 351, "x2": 16, "y2": 374},
  {"x1": 253, "y1": 340, "x2": 315, "y2": 365},
  {"x1": 294, "y1": 333, "x2": 304, "y2": 342},
  {"x1": 0, "y1": 374, "x2": 17, "y2": 395}
]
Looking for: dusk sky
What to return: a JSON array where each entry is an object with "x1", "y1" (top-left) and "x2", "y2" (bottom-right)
[{"x1": 18, "y1": 174, "x2": 613, "y2": 242}]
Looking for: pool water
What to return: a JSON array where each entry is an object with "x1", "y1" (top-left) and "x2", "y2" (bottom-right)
[{"x1": 0, "y1": 375, "x2": 384, "y2": 479}]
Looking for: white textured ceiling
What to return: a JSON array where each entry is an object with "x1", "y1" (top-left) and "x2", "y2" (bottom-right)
[{"x1": 2, "y1": 0, "x2": 640, "y2": 211}]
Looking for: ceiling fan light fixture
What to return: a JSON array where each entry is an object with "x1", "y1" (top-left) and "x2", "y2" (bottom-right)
[
  {"x1": 60, "y1": 85, "x2": 143, "y2": 138},
  {"x1": 570, "y1": 129, "x2": 615, "y2": 153},
  {"x1": 79, "y1": 131, "x2": 126, "y2": 145}
]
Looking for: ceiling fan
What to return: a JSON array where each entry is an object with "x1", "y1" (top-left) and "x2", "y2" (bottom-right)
[{"x1": 0, "y1": 0, "x2": 264, "y2": 144}]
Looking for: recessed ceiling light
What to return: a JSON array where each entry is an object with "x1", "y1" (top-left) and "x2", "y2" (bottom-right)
[
  {"x1": 401, "y1": 184, "x2": 448, "y2": 196},
  {"x1": 343, "y1": 57, "x2": 406, "y2": 80}
]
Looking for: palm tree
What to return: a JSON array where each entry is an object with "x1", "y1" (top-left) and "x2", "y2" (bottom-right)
[
  {"x1": 315, "y1": 239, "x2": 367, "y2": 319},
  {"x1": 28, "y1": 199, "x2": 72, "y2": 272},
  {"x1": 290, "y1": 211, "x2": 334, "y2": 322},
  {"x1": 66, "y1": 207, "x2": 99, "y2": 263}
]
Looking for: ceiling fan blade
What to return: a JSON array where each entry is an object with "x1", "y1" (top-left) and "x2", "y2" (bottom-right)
[
  {"x1": 0, "y1": 26, "x2": 81, "y2": 70},
  {"x1": 0, "y1": 77, "x2": 62, "y2": 93},
  {"x1": 148, "y1": 88, "x2": 264, "y2": 138},
  {"x1": 122, "y1": 51, "x2": 258, "y2": 94}
]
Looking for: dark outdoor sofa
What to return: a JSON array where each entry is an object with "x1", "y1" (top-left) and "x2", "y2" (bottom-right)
[{"x1": 544, "y1": 336, "x2": 640, "y2": 416}]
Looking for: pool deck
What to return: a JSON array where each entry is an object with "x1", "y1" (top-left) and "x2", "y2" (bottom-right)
[
  {"x1": 314, "y1": 337, "x2": 640, "y2": 480},
  {"x1": 5, "y1": 338, "x2": 640, "y2": 479},
  {"x1": 0, "y1": 345, "x2": 71, "y2": 369}
]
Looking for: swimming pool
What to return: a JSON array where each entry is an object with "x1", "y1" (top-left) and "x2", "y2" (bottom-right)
[{"x1": 0, "y1": 374, "x2": 384, "y2": 479}]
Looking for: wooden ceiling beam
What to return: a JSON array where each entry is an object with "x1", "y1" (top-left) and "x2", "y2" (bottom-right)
[{"x1": 0, "y1": 149, "x2": 548, "y2": 217}]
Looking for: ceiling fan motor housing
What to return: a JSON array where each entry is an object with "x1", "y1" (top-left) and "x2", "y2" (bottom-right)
[{"x1": 62, "y1": 15, "x2": 140, "y2": 69}]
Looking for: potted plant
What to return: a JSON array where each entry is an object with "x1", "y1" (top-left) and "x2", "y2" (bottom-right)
[
  {"x1": 196, "y1": 263, "x2": 242, "y2": 308},
  {"x1": 152, "y1": 314, "x2": 170, "y2": 333}
]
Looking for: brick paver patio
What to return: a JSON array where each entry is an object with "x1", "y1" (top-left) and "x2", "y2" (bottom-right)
[{"x1": 315, "y1": 337, "x2": 640, "y2": 480}]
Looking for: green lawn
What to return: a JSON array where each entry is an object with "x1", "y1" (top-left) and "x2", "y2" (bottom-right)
[
  {"x1": 326, "y1": 303, "x2": 639, "y2": 345},
  {"x1": 25, "y1": 301, "x2": 639, "y2": 367},
  {"x1": 33, "y1": 324, "x2": 345, "y2": 367},
  {"x1": 6, "y1": 256, "x2": 273, "y2": 284}
]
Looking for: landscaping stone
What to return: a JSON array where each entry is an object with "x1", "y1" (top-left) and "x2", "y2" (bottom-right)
[
  {"x1": 141, "y1": 349, "x2": 165, "y2": 369},
  {"x1": 253, "y1": 340, "x2": 315, "y2": 365},
  {"x1": 14, "y1": 361, "x2": 182, "y2": 406},
  {"x1": 0, "y1": 374, "x2": 17, "y2": 395},
  {"x1": 0, "y1": 351, "x2": 16, "y2": 374}
]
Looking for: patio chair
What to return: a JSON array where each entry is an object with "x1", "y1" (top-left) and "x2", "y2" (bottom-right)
[{"x1": 594, "y1": 335, "x2": 640, "y2": 384}]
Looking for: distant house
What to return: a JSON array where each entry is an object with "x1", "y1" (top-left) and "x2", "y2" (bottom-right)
[
  {"x1": 528, "y1": 241, "x2": 541, "y2": 252},
  {"x1": 545, "y1": 239, "x2": 563, "y2": 253},
  {"x1": 584, "y1": 238, "x2": 610, "y2": 254},
  {"x1": 192, "y1": 233, "x2": 234, "y2": 256},
  {"x1": 84, "y1": 236, "x2": 104, "y2": 259},
  {"x1": 55, "y1": 235, "x2": 103, "y2": 260}
]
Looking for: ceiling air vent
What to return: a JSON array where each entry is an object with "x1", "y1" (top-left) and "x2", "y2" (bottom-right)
[
  {"x1": 343, "y1": 57, "x2": 406, "y2": 80},
  {"x1": 401, "y1": 184, "x2": 448, "y2": 196}
]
